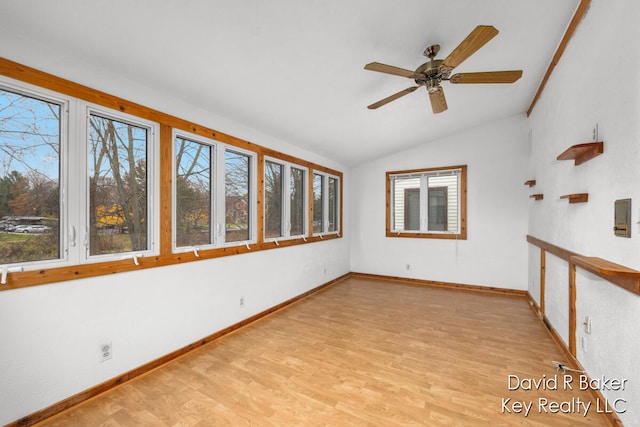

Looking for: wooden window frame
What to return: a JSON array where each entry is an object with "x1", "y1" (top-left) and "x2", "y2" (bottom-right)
[
  {"x1": 0, "y1": 57, "x2": 343, "y2": 291},
  {"x1": 386, "y1": 165, "x2": 467, "y2": 240}
]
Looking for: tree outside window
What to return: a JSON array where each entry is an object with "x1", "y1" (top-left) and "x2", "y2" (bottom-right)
[{"x1": 0, "y1": 88, "x2": 61, "y2": 264}]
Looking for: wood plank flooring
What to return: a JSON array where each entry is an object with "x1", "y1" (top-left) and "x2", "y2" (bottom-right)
[{"x1": 35, "y1": 277, "x2": 611, "y2": 426}]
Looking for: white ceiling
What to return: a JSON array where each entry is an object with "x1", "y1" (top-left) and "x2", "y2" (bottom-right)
[{"x1": 0, "y1": 0, "x2": 579, "y2": 166}]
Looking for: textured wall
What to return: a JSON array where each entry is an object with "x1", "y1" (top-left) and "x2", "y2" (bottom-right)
[{"x1": 527, "y1": 1, "x2": 640, "y2": 424}]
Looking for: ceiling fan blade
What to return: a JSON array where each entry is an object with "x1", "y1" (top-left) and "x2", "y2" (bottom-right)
[
  {"x1": 428, "y1": 87, "x2": 448, "y2": 114},
  {"x1": 450, "y1": 70, "x2": 523, "y2": 84},
  {"x1": 440, "y1": 25, "x2": 499, "y2": 72},
  {"x1": 367, "y1": 86, "x2": 419, "y2": 109},
  {"x1": 364, "y1": 62, "x2": 418, "y2": 78}
]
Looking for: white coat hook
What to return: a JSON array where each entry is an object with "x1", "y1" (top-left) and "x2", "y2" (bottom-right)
[
  {"x1": 1, "y1": 265, "x2": 23, "y2": 285},
  {"x1": 245, "y1": 242, "x2": 251, "y2": 250},
  {"x1": 193, "y1": 247, "x2": 200, "y2": 257},
  {"x1": 132, "y1": 253, "x2": 140, "y2": 266},
  {"x1": 319, "y1": 234, "x2": 324, "y2": 239},
  {"x1": 301, "y1": 235, "x2": 307, "y2": 242},
  {"x1": 274, "y1": 239, "x2": 279, "y2": 246}
]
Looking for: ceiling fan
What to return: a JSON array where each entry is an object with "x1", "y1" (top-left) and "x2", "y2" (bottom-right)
[{"x1": 364, "y1": 25, "x2": 522, "y2": 114}]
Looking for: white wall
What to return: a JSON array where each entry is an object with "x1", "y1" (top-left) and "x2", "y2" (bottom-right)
[
  {"x1": 527, "y1": 0, "x2": 640, "y2": 424},
  {"x1": 0, "y1": 242, "x2": 349, "y2": 425},
  {"x1": 350, "y1": 114, "x2": 529, "y2": 290},
  {"x1": 0, "y1": 51, "x2": 350, "y2": 425}
]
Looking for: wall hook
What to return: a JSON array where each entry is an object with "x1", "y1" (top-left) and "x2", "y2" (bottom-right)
[{"x1": 1, "y1": 265, "x2": 24, "y2": 285}]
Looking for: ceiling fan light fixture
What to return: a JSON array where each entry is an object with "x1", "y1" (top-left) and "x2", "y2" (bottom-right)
[{"x1": 426, "y1": 79, "x2": 441, "y2": 93}]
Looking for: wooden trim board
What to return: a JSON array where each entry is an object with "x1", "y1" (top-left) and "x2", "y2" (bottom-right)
[
  {"x1": 350, "y1": 272, "x2": 527, "y2": 297},
  {"x1": 527, "y1": 0, "x2": 591, "y2": 116}
]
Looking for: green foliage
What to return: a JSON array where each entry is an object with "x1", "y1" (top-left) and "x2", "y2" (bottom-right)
[{"x1": 0, "y1": 233, "x2": 58, "y2": 264}]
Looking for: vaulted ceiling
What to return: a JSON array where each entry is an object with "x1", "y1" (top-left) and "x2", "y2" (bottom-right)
[{"x1": 0, "y1": 0, "x2": 580, "y2": 166}]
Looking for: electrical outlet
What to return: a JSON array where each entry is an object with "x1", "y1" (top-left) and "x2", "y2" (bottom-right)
[
  {"x1": 406, "y1": 264, "x2": 411, "y2": 270},
  {"x1": 592, "y1": 123, "x2": 598, "y2": 141},
  {"x1": 100, "y1": 342, "x2": 112, "y2": 362},
  {"x1": 239, "y1": 297, "x2": 245, "y2": 308}
]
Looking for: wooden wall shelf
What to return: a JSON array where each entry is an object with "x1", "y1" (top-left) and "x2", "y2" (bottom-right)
[
  {"x1": 530, "y1": 194, "x2": 544, "y2": 200},
  {"x1": 571, "y1": 255, "x2": 640, "y2": 295},
  {"x1": 560, "y1": 193, "x2": 588, "y2": 203},
  {"x1": 524, "y1": 180, "x2": 536, "y2": 187},
  {"x1": 557, "y1": 142, "x2": 603, "y2": 166}
]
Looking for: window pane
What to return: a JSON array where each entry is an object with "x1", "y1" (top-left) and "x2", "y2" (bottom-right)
[
  {"x1": 328, "y1": 177, "x2": 338, "y2": 232},
  {"x1": 264, "y1": 160, "x2": 283, "y2": 239},
  {"x1": 290, "y1": 167, "x2": 305, "y2": 236},
  {"x1": 404, "y1": 188, "x2": 420, "y2": 230},
  {"x1": 0, "y1": 88, "x2": 61, "y2": 264},
  {"x1": 312, "y1": 173, "x2": 323, "y2": 233},
  {"x1": 89, "y1": 114, "x2": 148, "y2": 255},
  {"x1": 225, "y1": 150, "x2": 250, "y2": 242},
  {"x1": 428, "y1": 175, "x2": 458, "y2": 232},
  {"x1": 176, "y1": 137, "x2": 211, "y2": 247},
  {"x1": 392, "y1": 177, "x2": 420, "y2": 231}
]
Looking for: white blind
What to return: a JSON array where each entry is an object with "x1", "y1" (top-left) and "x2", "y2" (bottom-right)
[{"x1": 390, "y1": 168, "x2": 461, "y2": 181}]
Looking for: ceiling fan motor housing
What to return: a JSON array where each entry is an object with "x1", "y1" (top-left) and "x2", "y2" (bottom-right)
[{"x1": 415, "y1": 58, "x2": 443, "y2": 92}]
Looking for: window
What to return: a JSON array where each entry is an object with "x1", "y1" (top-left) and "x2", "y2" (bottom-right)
[
  {"x1": 289, "y1": 166, "x2": 306, "y2": 236},
  {"x1": 0, "y1": 78, "x2": 160, "y2": 271},
  {"x1": 312, "y1": 173, "x2": 324, "y2": 234},
  {"x1": 173, "y1": 133, "x2": 257, "y2": 251},
  {"x1": 0, "y1": 86, "x2": 64, "y2": 265},
  {"x1": 174, "y1": 135, "x2": 213, "y2": 248},
  {"x1": 0, "y1": 62, "x2": 342, "y2": 288},
  {"x1": 264, "y1": 158, "x2": 307, "y2": 241},
  {"x1": 387, "y1": 165, "x2": 466, "y2": 239},
  {"x1": 328, "y1": 176, "x2": 338, "y2": 232},
  {"x1": 312, "y1": 171, "x2": 340, "y2": 236},
  {"x1": 224, "y1": 149, "x2": 252, "y2": 243},
  {"x1": 264, "y1": 160, "x2": 283, "y2": 239},
  {"x1": 88, "y1": 113, "x2": 153, "y2": 257}
]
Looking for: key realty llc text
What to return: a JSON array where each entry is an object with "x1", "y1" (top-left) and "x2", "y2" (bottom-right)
[{"x1": 501, "y1": 373, "x2": 628, "y2": 417}]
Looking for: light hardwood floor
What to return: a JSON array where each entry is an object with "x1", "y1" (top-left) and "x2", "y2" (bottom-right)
[{"x1": 35, "y1": 277, "x2": 612, "y2": 426}]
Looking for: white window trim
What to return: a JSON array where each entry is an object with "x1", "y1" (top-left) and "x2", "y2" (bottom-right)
[
  {"x1": 219, "y1": 145, "x2": 257, "y2": 247},
  {"x1": 0, "y1": 78, "x2": 71, "y2": 271},
  {"x1": 312, "y1": 171, "x2": 340, "y2": 237},
  {"x1": 389, "y1": 167, "x2": 462, "y2": 235},
  {"x1": 172, "y1": 129, "x2": 217, "y2": 254},
  {"x1": 81, "y1": 104, "x2": 160, "y2": 264},
  {"x1": 263, "y1": 156, "x2": 308, "y2": 242}
]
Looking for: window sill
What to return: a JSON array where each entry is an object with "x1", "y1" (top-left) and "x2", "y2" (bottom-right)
[{"x1": 386, "y1": 231, "x2": 467, "y2": 240}]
